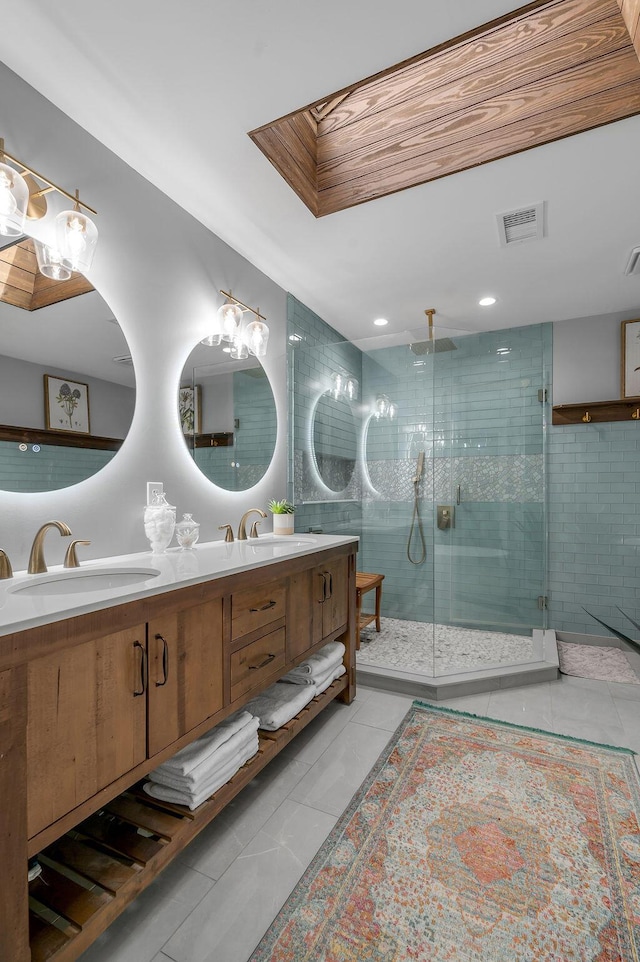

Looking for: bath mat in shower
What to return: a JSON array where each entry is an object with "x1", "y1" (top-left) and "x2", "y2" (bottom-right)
[
  {"x1": 557, "y1": 639, "x2": 640, "y2": 684},
  {"x1": 249, "y1": 703, "x2": 640, "y2": 961}
]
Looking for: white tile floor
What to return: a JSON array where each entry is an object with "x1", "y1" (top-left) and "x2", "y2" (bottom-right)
[{"x1": 78, "y1": 672, "x2": 640, "y2": 962}]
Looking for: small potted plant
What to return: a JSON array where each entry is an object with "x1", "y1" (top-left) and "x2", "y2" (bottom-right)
[{"x1": 268, "y1": 499, "x2": 295, "y2": 535}]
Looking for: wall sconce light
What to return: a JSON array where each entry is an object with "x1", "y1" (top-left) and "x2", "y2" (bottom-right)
[
  {"x1": 374, "y1": 394, "x2": 397, "y2": 419},
  {"x1": 330, "y1": 370, "x2": 359, "y2": 401},
  {"x1": 0, "y1": 138, "x2": 98, "y2": 277},
  {"x1": 201, "y1": 290, "x2": 270, "y2": 359}
]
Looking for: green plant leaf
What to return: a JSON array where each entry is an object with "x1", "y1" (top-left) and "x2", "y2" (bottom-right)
[{"x1": 583, "y1": 607, "x2": 640, "y2": 654}]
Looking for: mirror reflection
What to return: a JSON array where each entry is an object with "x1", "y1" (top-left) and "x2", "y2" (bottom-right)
[
  {"x1": 180, "y1": 341, "x2": 276, "y2": 492},
  {"x1": 312, "y1": 392, "x2": 357, "y2": 492},
  {"x1": 0, "y1": 279, "x2": 136, "y2": 493}
]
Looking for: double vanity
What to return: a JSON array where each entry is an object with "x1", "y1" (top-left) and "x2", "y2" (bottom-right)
[{"x1": 0, "y1": 532, "x2": 358, "y2": 962}]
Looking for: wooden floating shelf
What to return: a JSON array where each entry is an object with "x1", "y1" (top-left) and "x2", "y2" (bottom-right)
[
  {"x1": 552, "y1": 397, "x2": 640, "y2": 425},
  {"x1": 0, "y1": 424, "x2": 123, "y2": 451},
  {"x1": 27, "y1": 676, "x2": 348, "y2": 962}
]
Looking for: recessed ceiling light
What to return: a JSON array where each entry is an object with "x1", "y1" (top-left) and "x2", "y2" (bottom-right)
[
  {"x1": 374, "y1": 318, "x2": 388, "y2": 326},
  {"x1": 479, "y1": 296, "x2": 497, "y2": 307}
]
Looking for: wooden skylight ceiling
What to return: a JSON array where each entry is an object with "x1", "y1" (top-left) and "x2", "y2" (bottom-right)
[
  {"x1": 249, "y1": 0, "x2": 640, "y2": 217},
  {"x1": 0, "y1": 238, "x2": 93, "y2": 311}
]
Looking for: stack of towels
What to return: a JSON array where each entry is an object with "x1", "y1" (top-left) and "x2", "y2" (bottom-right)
[
  {"x1": 244, "y1": 641, "x2": 346, "y2": 731},
  {"x1": 281, "y1": 640, "x2": 346, "y2": 695},
  {"x1": 143, "y1": 709, "x2": 260, "y2": 810}
]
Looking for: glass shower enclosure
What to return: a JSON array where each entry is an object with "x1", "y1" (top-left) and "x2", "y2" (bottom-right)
[{"x1": 289, "y1": 302, "x2": 550, "y2": 685}]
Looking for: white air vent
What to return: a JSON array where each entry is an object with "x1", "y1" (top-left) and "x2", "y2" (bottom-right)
[
  {"x1": 624, "y1": 246, "x2": 640, "y2": 275},
  {"x1": 112, "y1": 354, "x2": 133, "y2": 365},
  {"x1": 496, "y1": 203, "x2": 544, "y2": 247}
]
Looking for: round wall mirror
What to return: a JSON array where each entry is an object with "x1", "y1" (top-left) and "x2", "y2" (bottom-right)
[
  {"x1": 180, "y1": 341, "x2": 277, "y2": 491},
  {"x1": 0, "y1": 277, "x2": 136, "y2": 493},
  {"x1": 312, "y1": 392, "x2": 357, "y2": 492}
]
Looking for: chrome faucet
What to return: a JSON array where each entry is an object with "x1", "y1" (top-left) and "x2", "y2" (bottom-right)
[
  {"x1": 0, "y1": 549, "x2": 12, "y2": 580},
  {"x1": 237, "y1": 508, "x2": 267, "y2": 541},
  {"x1": 28, "y1": 521, "x2": 73, "y2": 574}
]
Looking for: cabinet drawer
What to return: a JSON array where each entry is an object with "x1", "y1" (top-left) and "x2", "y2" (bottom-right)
[
  {"x1": 230, "y1": 627, "x2": 286, "y2": 702},
  {"x1": 232, "y1": 582, "x2": 286, "y2": 641}
]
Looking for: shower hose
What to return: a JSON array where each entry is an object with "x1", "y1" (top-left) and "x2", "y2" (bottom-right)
[{"x1": 407, "y1": 451, "x2": 426, "y2": 565}]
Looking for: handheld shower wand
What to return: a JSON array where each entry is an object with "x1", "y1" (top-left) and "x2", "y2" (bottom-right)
[{"x1": 407, "y1": 451, "x2": 426, "y2": 565}]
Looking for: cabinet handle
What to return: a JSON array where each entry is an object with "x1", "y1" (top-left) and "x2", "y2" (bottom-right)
[
  {"x1": 133, "y1": 641, "x2": 147, "y2": 696},
  {"x1": 155, "y1": 633, "x2": 169, "y2": 687},
  {"x1": 249, "y1": 600, "x2": 277, "y2": 612},
  {"x1": 249, "y1": 653, "x2": 276, "y2": 670},
  {"x1": 323, "y1": 571, "x2": 332, "y2": 600},
  {"x1": 319, "y1": 572, "x2": 327, "y2": 601}
]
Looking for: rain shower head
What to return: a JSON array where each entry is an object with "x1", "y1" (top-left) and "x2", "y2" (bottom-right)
[{"x1": 410, "y1": 307, "x2": 458, "y2": 354}]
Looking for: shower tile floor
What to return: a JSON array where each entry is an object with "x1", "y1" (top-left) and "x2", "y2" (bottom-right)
[{"x1": 357, "y1": 616, "x2": 537, "y2": 675}]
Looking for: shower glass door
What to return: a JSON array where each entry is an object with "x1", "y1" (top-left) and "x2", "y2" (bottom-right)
[{"x1": 431, "y1": 324, "x2": 550, "y2": 675}]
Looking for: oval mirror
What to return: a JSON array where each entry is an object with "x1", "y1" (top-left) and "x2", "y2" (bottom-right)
[
  {"x1": 0, "y1": 264, "x2": 136, "y2": 493},
  {"x1": 363, "y1": 413, "x2": 399, "y2": 493},
  {"x1": 312, "y1": 391, "x2": 357, "y2": 492},
  {"x1": 180, "y1": 341, "x2": 277, "y2": 491}
]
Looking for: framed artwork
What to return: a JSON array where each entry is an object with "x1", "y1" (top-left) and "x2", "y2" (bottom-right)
[
  {"x1": 621, "y1": 319, "x2": 640, "y2": 398},
  {"x1": 44, "y1": 375, "x2": 90, "y2": 433},
  {"x1": 179, "y1": 384, "x2": 202, "y2": 435}
]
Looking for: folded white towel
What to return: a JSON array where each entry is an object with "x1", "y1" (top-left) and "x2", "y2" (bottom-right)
[
  {"x1": 244, "y1": 681, "x2": 317, "y2": 731},
  {"x1": 154, "y1": 709, "x2": 255, "y2": 778},
  {"x1": 143, "y1": 735, "x2": 259, "y2": 811},
  {"x1": 280, "y1": 641, "x2": 345, "y2": 685},
  {"x1": 315, "y1": 663, "x2": 346, "y2": 696},
  {"x1": 149, "y1": 717, "x2": 260, "y2": 792}
]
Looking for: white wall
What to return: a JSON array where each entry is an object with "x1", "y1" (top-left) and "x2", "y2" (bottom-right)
[
  {"x1": 552, "y1": 309, "x2": 640, "y2": 404},
  {"x1": 0, "y1": 63, "x2": 287, "y2": 570}
]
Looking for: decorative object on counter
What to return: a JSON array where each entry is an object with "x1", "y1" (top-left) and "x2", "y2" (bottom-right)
[
  {"x1": 178, "y1": 383, "x2": 202, "y2": 435},
  {"x1": 268, "y1": 499, "x2": 295, "y2": 535},
  {"x1": 44, "y1": 374, "x2": 90, "y2": 434},
  {"x1": 143, "y1": 491, "x2": 176, "y2": 554},
  {"x1": 175, "y1": 513, "x2": 200, "y2": 549},
  {"x1": 621, "y1": 318, "x2": 640, "y2": 398}
]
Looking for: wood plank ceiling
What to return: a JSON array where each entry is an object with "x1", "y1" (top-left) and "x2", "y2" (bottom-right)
[
  {"x1": 0, "y1": 239, "x2": 93, "y2": 311},
  {"x1": 249, "y1": 0, "x2": 640, "y2": 217}
]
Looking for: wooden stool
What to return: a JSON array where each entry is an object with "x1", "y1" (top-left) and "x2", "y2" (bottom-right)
[{"x1": 355, "y1": 572, "x2": 385, "y2": 650}]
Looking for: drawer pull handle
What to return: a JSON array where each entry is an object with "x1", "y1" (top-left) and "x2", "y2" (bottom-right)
[
  {"x1": 155, "y1": 633, "x2": 169, "y2": 687},
  {"x1": 249, "y1": 653, "x2": 276, "y2": 670},
  {"x1": 133, "y1": 640, "x2": 147, "y2": 696},
  {"x1": 249, "y1": 600, "x2": 277, "y2": 612}
]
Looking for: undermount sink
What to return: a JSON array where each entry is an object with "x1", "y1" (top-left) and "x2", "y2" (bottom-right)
[
  {"x1": 9, "y1": 567, "x2": 161, "y2": 597},
  {"x1": 240, "y1": 537, "x2": 316, "y2": 548}
]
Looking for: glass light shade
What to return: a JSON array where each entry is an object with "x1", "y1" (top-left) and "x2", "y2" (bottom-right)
[
  {"x1": 55, "y1": 208, "x2": 98, "y2": 273},
  {"x1": 331, "y1": 372, "x2": 344, "y2": 399},
  {"x1": 218, "y1": 302, "x2": 243, "y2": 342},
  {"x1": 0, "y1": 161, "x2": 28, "y2": 237},
  {"x1": 375, "y1": 394, "x2": 390, "y2": 418},
  {"x1": 200, "y1": 332, "x2": 222, "y2": 347},
  {"x1": 34, "y1": 240, "x2": 72, "y2": 281},
  {"x1": 345, "y1": 377, "x2": 359, "y2": 401},
  {"x1": 388, "y1": 402, "x2": 398, "y2": 419},
  {"x1": 229, "y1": 331, "x2": 249, "y2": 360},
  {"x1": 245, "y1": 319, "x2": 269, "y2": 358}
]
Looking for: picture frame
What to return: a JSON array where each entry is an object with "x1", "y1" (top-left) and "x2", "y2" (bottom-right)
[
  {"x1": 179, "y1": 384, "x2": 202, "y2": 435},
  {"x1": 621, "y1": 319, "x2": 640, "y2": 398},
  {"x1": 44, "y1": 374, "x2": 91, "y2": 434}
]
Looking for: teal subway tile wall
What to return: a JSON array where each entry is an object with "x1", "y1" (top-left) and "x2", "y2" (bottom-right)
[{"x1": 0, "y1": 441, "x2": 116, "y2": 492}]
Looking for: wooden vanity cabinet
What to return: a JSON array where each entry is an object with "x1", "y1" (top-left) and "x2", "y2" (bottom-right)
[{"x1": 0, "y1": 540, "x2": 356, "y2": 962}]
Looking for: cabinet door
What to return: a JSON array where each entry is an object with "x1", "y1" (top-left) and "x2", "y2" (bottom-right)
[
  {"x1": 312, "y1": 555, "x2": 349, "y2": 644},
  {"x1": 27, "y1": 626, "x2": 147, "y2": 839},
  {"x1": 322, "y1": 555, "x2": 349, "y2": 636},
  {"x1": 147, "y1": 597, "x2": 224, "y2": 758}
]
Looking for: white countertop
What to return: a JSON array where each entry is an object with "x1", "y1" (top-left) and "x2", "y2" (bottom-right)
[{"x1": 0, "y1": 533, "x2": 359, "y2": 637}]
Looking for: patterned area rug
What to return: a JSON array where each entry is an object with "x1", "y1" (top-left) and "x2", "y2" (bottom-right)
[
  {"x1": 250, "y1": 704, "x2": 640, "y2": 962},
  {"x1": 557, "y1": 640, "x2": 640, "y2": 685}
]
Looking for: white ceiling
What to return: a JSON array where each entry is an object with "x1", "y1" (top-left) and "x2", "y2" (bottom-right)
[{"x1": 2, "y1": 0, "x2": 640, "y2": 343}]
